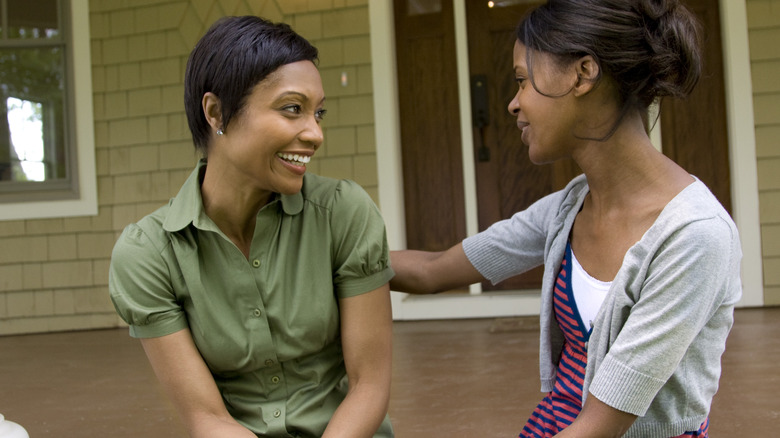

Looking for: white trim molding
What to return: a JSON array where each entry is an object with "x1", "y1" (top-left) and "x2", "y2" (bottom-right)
[
  {"x1": 719, "y1": 0, "x2": 763, "y2": 307},
  {"x1": 0, "y1": 0, "x2": 97, "y2": 221}
]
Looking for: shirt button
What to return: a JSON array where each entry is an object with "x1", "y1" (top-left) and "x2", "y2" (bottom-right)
[
  {"x1": 271, "y1": 376, "x2": 280, "y2": 384},
  {"x1": 265, "y1": 359, "x2": 275, "y2": 367},
  {"x1": 273, "y1": 409, "x2": 281, "y2": 418},
  {"x1": 253, "y1": 308, "x2": 262, "y2": 317},
  {"x1": 252, "y1": 259, "x2": 261, "y2": 268}
]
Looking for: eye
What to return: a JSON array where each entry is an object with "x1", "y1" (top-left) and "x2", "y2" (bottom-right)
[
  {"x1": 515, "y1": 76, "x2": 527, "y2": 88},
  {"x1": 282, "y1": 104, "x2": 302, "y2": 114},
  {"x1": 315, "y1": 109, "x2": 327, "y2": 121}
]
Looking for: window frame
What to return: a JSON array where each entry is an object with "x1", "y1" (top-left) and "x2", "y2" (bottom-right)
[{"x1": 0, "y1": 0, "x2": 96, "y2": 220}]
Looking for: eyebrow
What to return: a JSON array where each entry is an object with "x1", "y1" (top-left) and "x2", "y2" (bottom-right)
[{"x1": 277, "y1": 91, "x2": 326, "y2": 105}]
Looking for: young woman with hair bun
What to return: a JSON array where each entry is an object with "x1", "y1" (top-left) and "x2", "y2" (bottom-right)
[{"x1": 390, "y1": 1, "x2": 740, "y2": 437}]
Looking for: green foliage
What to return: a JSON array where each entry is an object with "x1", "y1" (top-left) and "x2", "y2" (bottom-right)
[{"x1": 0, "y1": 45, "x2": 65, "y2": 101}]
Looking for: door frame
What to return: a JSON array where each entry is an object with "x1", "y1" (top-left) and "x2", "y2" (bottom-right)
[{"x1": 369, "y1": 0, "x2": 764, "y2": 320}]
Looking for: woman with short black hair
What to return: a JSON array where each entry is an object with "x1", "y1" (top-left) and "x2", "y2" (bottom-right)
[{"x1": 110, "y1": 16, "x2": 394, "y2": 438}]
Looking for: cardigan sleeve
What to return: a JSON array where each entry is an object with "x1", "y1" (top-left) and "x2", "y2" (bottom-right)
[
  {"x1": 588, "y1": 214, "x2": 742, "y2": 416},
  {"x1": 463, "y1": 180, "x2": 577, "y2": 284}
]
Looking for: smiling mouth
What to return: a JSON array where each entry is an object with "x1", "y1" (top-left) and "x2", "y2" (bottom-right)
[
  {"x1": 517, "y1": 121, "x2": 529, "y2": 131},
  {"x1": 277, "y1": 152, "x2": 311, "y2": 167}
]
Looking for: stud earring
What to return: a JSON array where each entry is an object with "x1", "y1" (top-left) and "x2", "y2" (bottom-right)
[{"x1": 216, "y1": 128, "x2": 224, "y2": 136}]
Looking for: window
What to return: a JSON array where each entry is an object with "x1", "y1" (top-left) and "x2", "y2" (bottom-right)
[{"x1": 0, "y1": 0, "x2": 96, "y2": 220}]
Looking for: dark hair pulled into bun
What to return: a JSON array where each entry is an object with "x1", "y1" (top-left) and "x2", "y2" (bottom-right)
[
  {"x1": 638, "y1": 0, "x2": 702, "y2": 104},
  {"x1": 517, "y1": 0, "x2": 702, "y2": 110}
]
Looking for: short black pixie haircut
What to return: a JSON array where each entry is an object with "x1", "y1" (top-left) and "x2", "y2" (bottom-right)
[{"x1": 184, "y1": 16, "x2": 319, "y2": 154}]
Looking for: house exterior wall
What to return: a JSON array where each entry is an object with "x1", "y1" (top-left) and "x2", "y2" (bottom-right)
[
  {"x1": 0, "y1": 0, "x2": 374, "y2": 335},
  {"x1": 747, "y1": 0, "x2": 780, "y2": 305},
  {"x1": 0, "y1": 0, "x2": 777, "y2": 336}
]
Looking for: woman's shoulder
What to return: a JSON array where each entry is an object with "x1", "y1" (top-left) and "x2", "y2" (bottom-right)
[
  {"x1": 660, "y1": 179, "x2": 736, "y2": 233},
  {"x1": 114, "y1": 203, "x2": 173, "y2": 255},
  {"x1": 301, "y1": 172, "x2": 375, "y2": 210},
  {"x1": 525, "y1": 173, "x2": 589, "y2": 219},
  {"x1": 560, "y1": 173, "x2": 589, "y2": 206},
  {"x1": 642, "y1": 178, "x2": 740, "y2": 260}
]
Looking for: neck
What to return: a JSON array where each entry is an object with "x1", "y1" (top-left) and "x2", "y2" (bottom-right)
[
  {"x1": 571, "y1": 111, "x2": 693, "y2": 215},
  {"x1": 200, "y1": 160, "x2": 272, "y2": 257}
]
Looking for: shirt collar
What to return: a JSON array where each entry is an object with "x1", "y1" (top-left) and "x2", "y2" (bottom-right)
[
  {"x1": 280, "y1": 188, "x2": 304, "y2": 215},
  {"x1": 163, "y1": 160, "x2": 304, "y2": 232}
]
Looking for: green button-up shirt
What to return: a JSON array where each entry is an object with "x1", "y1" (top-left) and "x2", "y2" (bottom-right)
[{"x1": 109, "y1": 161, "x2": 394, "y2": 437}]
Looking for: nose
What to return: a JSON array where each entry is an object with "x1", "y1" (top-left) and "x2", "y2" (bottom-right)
[
  {"x1": 507, "y1": 90, "x2": 521, "y2": 116},
  {"x1": 301, "y1": 116, "x2": 324, "y2": 147}
]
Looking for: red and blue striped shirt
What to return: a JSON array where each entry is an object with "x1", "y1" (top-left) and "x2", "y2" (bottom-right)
[{"x1": 519, "y1": 243, "x2": 709, "y2": 438}]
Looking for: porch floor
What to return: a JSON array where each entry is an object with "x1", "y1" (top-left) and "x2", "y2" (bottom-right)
[{"x1": 0, "y1": 307, "x2": 777, "y2": 437}]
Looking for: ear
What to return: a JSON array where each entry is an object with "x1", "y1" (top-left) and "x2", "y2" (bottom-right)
[
  {"x1": 572, "y1": 55, "x2": 600, "y2": 97},
  {"x1": 202, "y1": 92, "x2": 223, "y2": 133}
]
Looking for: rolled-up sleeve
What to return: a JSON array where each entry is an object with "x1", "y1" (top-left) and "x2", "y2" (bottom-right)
[
  {"x1": 109, "y1": 223, "x2": 188, "y2": 338},
  {"x1": 329, "y1": 180, "x2": 394, "y2": 299}
]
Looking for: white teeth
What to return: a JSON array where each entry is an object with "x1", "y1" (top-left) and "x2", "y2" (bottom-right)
[{"x1": 277, "y1": 152, "x2": 311, "y2": 165}]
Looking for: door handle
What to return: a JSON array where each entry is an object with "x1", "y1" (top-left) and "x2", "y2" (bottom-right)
[{"x1": 471, "y1": 74, "x2": 490, "y2": 162}]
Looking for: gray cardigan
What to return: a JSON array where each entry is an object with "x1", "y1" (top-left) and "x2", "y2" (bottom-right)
[{"x1": 463, "y1": 174, "x2": 742, "y2": 437}]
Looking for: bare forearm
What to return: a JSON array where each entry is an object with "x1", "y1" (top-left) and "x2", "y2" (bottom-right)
[
  {"x1": 189, "y1": 415, "x2": 257, "y2": 438},
  {"x1": 389, "y1": 244, "x2": 483, "y2": 294},
  {"x1": 331, "y1": 286, "x2": 393, "y2": 437},
  {"x1": 554, "y1": 393, "x2": 636, "y2": 438},
  {"x1": 322, "y1": 382, "x2": 389, "y2": 438},
  {"x1": 389, "y1": 250, "x2": 442, "y2": 293},
  {"x1": 140, "y1": 332, "x2": 256, "y2": 438}
]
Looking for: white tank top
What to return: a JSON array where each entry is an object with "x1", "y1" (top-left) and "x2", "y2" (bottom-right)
[{"x1": 570, "y1": 247, "x2": 612, "y2": 330}]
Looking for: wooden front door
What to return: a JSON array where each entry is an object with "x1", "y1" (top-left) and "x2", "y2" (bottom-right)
[
  {"x1": 394, "y1": 0, "x2": 730, "y2": 291},
  {"x1": 660, "y1": 0, "x2": 732, "y2": 213},
  {"x1": 393, "y1": 0, "x2": 467, "y2": 253},
  {"x1": 464, "y1": 0, "x2": 575, "y2": 291}
]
